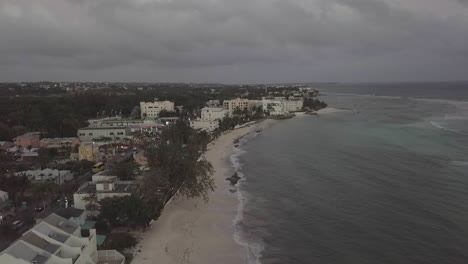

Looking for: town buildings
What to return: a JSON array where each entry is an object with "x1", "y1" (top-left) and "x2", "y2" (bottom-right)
[
  {"x1": 223, "y1": 98, "x2": 261, "y2": 115},
  {"x1": 206, "y1": 100, "x2": 221, "y2": 107},
  {"x1": 77, "y1": 127, "x2": 131, "y2": 143},
  {"x1": 73, "y1": 176, "x2": 138, "y2": 211},
  {"x1": 13, "y1": 132, "x2": 40, "y2": 149},
  {"x1": 40, "y1": 138, "x2": 80, "y2": 149},
  {"x1": 282, "y1": 98, "x2": 304, "y2": 112},
  {"x1": 190, "y1": 120, "x2": 219, "y2": 132},
  {"x1": 0, "y1": 213, "x2": 125, "y2": 264},
  {"x1": 140, "y1": 99, "x2": 175, "y2": 119},
  {"x1": 262, "y1": 97, "x2": 304, "y2": 116},
  {"x1": 15, "y1": 168, "x2": 73, "y2": 185},
  {"x1": 78, "y1": 143, "x2": 99, "y2": 162},
  {"x1": 200, "y1": 107, "x2": 228, "y2": 121}
]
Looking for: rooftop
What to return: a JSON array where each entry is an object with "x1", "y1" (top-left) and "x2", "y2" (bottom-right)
[
  {"x1": 21, "y1": 231, "x2": 60, "y2": 254},
  {"x1": 77, "y1": 181, "x2": 138, "y2": 194},
  {"x1": 78, "y1": 126, "x2": 128, "y2": 131},
  {"x1": 42, "y1": 213, "x2": 79, "y2": 235},
  {"x1": 54, "y1": 207, "x2": 85, "y2": 219}
]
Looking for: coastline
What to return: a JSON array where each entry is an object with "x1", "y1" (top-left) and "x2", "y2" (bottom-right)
[{"x1": 131, "y1": 119, "x2": 276, "y2": 264}]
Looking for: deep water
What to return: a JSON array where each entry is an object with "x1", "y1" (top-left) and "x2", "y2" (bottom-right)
[{"x1": 232, "y1": 85, "x2": 468, "y2": 264}]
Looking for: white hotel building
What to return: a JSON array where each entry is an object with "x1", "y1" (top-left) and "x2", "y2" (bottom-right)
[
  {"x1": 223, "y1": 98, "x2": 262, "y2": 116},
  {"x1": 140, "y1": 99, "x2": 175, "y2": 119},
  {"x1": 201, "y1": 107, "x2": 228, "y2": 121},
  {"x1": 190, "y1": 107, "x2": 228, "y2": 132},
  {"x1": 0, "y1": 213, "x2": 125, "y2": 264}
]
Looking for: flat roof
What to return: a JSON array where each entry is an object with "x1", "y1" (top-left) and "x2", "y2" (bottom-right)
[{"x1": 78, "y1": 127, "x2": 128, "y2": 131}]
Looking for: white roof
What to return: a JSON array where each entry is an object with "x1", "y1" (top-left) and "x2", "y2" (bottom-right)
[
  {"x1": 0, "y1": 190, "x2": 7, "y2": 197},
  {"x1": 15, "y1": 169, "x2": 71, "y2": 178}
]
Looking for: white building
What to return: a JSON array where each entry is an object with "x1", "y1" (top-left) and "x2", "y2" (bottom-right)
[
  {"x1": 73, "y1": 177, "x2": 138, "y2": 211},
  {"x1": 0, "y1": 213, "x2": 125, "y2": 264},
  {"x1": 262, "y1": 97, "x2": 304, "y2": 116},
  {"x1": 206, "y1": 100, "x2": 220, "y2": 107},
  {"x1": 262, "y1": 97, "x2": 286, "y2": 116},
  {"x1": 282, "y1": 98, "x2": 304, "y2": 112},
  {"x1": 140, "y1": 99, "x2": 175, "y2": 119},
  {"x1": 39, "y1": 138, "x2": 80, "y2": 149},
  {"x1": 201, "y1": 107, "x2": 228, "y2": 121},
  {"x1": 15, "y1": 169, "x2": 73, "y2": 185},
  {"x1": 223, "y1": 98, "x2": 261, "y2": 116},
  {"x1": 0, "y1": 190, "x2": 8, "y2": 204},
  {"x1": 190, "y1": 120, "x2": 219, "y2": 132},
  {"x1": 77, "y1": 127, "x2": 131, "y2": 143}
]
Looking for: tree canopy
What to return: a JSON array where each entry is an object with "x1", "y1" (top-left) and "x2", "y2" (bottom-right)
[{"x1": 145, "y1": 120, "x2": 214, "y2": 202}]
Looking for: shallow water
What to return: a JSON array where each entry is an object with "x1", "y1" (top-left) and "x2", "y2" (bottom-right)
[{"x1": 231, "y1": 86, "x2": 468, "y2": 264}]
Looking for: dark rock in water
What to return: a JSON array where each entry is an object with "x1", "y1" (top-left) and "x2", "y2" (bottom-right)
[
  {"x1": 234, "y1": 144, "x2": 239, "y2": 148},
  {"x1": 226, "y1": 172, "x2": 241, "y2": 185},
  {"x1": 229, "y1": 188, "x2": 237, "y2": 193}
]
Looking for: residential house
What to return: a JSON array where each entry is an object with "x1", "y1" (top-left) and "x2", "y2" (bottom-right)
[
  {"x1": 0, "y1": 213, "x2": 125, "y2": 264},
  {"x1": 206, "y1": 100, "x2": 221, "y2": 107},
  {"x1": 73, "y1": 177, "x2": 138, "y2": 211},
  {"x1": 15, "y1": 168, "x2": 73, "y2": 185},
  {"x1": 13, "y1": 132, "x2": 40, "y2": 149},
  {"x1": 39, "y1": 138, "x2": 80, "y2": 150},
  {"x1": 0, "y1": 141, "x2": 14, "y2": 151}
]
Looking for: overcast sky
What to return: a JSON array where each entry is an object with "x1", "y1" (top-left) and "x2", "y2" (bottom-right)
[{"x1": 0, "y1": 0, "x2": 467, "y2": 83}]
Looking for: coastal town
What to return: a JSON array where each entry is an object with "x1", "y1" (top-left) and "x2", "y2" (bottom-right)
[{"x1": 0, "y1": 83, "x2": 327, "y2": 263}]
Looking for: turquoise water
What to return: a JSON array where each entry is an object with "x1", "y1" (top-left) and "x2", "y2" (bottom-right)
[{"x1": 232, "y1": 91, "x2": 468, "y2": 264}]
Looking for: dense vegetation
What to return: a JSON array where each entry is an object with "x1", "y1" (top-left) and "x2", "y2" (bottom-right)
[{"x1": 97, "y1": 120, "x2": 214, "y2": 229}]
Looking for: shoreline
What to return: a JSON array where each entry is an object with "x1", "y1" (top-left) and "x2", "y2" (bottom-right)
[{"x1": 131, "y1": 119, "x2": 276, "y2": 264}]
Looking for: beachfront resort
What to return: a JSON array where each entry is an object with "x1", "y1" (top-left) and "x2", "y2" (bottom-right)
[{"x1": 0, "y1": 84, "x2": 327, "y2": 263}]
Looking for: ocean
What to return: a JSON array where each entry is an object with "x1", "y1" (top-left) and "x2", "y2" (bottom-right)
[{"x1": 230, "y1": 84, "x2": 468, "y2": 264}]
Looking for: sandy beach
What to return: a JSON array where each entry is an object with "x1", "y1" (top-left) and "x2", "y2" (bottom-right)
[{"x1": 131, "y1": 120, "x2": 274, "y2": 264}]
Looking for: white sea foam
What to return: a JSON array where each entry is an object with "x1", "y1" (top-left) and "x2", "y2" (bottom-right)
[
  {"x1": 451, "y1": 161, "x2": 468, "y2": 166},
  {"x1": 429, "y1": 121, "x2": 459, "y2": 133},
  {"x1": 230, "y1": 135, "x2": 265, "y2": 264}
]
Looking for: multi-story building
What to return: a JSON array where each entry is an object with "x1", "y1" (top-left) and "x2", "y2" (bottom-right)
[
  {"x1": 262, "y1": 97, "x2": 304, "y2": 115},
  {"x1": 0, "y1": 213, "x2": 125, "y2": 264},
  {"x1": 13, "y1": 132, "x2": 40, "y2": 149},
  {"x1": 282, "y1": 98, "x2": 304, "y2": 112},
  {"x1": 73, "y1": 177, "x2": 138, "y2": 211},
  {"x1": 40, "y1": 138, "x2": 80, "y2": 149},
  {"x1": 262, "y1": 97, "x2": 285, "y2": 116},
  {"x1": 140, "y1": 99, "x2": 175, "y2": 119},
  {"x1": 201, "y1": 107, "x2": 228, "y2": 121},
  {"x1": 77, "y1": 127, "x2": 131, "y2": 142},
  {"x1": 223, "y1": 98, "x2": 261, "y2": 115}
]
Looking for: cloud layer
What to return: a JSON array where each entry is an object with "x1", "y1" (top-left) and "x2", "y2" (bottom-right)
[{"x1": 1, "y1": 0, "x2": 467, "y2": 83}]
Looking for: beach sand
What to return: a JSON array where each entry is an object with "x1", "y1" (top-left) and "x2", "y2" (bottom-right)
[{"x1": 131, "y1": 120, "x2": 274, "y2": 264}]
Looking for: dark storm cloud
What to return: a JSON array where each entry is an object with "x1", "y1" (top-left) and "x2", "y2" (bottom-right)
[{"x1": 0, "y1": 0, "x2": 467, "y2": 82}]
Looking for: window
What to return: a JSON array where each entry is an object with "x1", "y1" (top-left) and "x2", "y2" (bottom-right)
[
  {"x1": 117, "y1": 132, "x2": 124, "y2": 135},
  {"x1": 88, "y1": 133, "x2": 93, "y2": 136},
  {"x1": 79, "y1": 133, "x2": 85, "y2": 136},
  {"x1": 110, "y1": 132, "x2": 114, "y2": 135}
]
